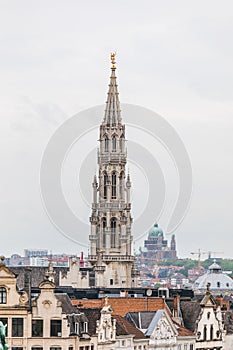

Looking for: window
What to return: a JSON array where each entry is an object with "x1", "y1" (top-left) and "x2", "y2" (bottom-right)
[
  {"x1": 207, "y1": 312, "x2": 211, "y2": 320},
  {"x1": 190, "y1": 345, "x2": 194, "y2": 350},
  {"x1": 121, "y1": 340, "x2": 126, "y2": 346},
  {"x1": 103, "y1": 218, "x2": 107, "y2": 248},
  {"x1": 50, "y1": 320, "x2": 62, "y2": 337},
  {"x1": 50, "y1": 348, "x2": 61, "y2": 350},
  {"x1": 210, "y1": 324, "x2": 213, "y2": 340},
  {"x1": 79, "y1": 347, "x2": 84, "y2": 350},
  {"x1": 91, "y1": 345, "x2": 94, "y2": 350},
  {"x1": 12, "y1": 348, "x2": 23, "y2": 350},
  {"x1": 80, "y1": 321, "x2": 88, "y2": 334},
  {"x1": 112, "y1": 136, "x2": 117, "y2": 152},
  {"x1": 12, "y1": 318, "x2": 24, "y2": 337},
  {"x1": 68, "y1": 347, "x2": 73, "y2": 350},
  {"x1": 0, "y1": 318, "x2": 8, "y2": 336},
  {"x1": 104, "y1": 137, "x2": 109, "y2": 152},
  {"x1": 32, "y1": 319, "x2": 43, "y2": 337},
  {"x1": 110, "y1": 279, "x2": 113, "y2": 285},
  {"x1": 184, "y1": 345, "x2": 187, "y2": 350},
  {"x1": 85, "y1": 346, "x2": 89, "y2": 350},
  {"x1": 0, "y1": 287, "x2": 7, "y2": 304},
  {"x1": 111, "y1": 173, "x2": 116, "y2": 199},
  {"x1": 226, "y1": 283, "x2": 229, "y2": 287},
  {"x1": 217, "y1": 281, "x2": 221, "y2": 288},
  {"x1": 32, "y1": 348, "x2": 43, "y2": 350},
  {"x1": 203, "y1": 325, "x2": 207, "y2": 341},
  {"x1": 75, "y1": 322, "x2": 79, "y2": 334},
  {"x1": 103, "y1": 173, "x2": 108, "y2": 199},
  {"x1": 111, "y1": 218, "x2": 116, "y2": 248}
]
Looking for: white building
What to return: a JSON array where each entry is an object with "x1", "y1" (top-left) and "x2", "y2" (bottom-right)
[{"x1": 195, "y1": 284, "x2": 224, "y2": 349}]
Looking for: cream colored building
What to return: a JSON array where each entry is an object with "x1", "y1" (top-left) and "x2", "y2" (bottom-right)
[{"x1": 0, "y1": 256, "x2": 96, "y2": 350}]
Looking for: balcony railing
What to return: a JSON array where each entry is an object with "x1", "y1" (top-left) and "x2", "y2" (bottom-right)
[{"x1": 88, "y1": 255, "x2": 136, "y2": 262}]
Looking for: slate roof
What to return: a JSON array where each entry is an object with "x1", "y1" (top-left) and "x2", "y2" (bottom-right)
[
  {"x1": 55, "y1": 293, "x2": 77, "y2": 314},
  {"x1": 11, "y1": 266, "x2": 68, "y2": 289},
  {"x1": 180, "y1": 300, "x2": 201, "y2": 332},
  {"x1": 125, "y1": 311, "x2": 157, "y2": 330},
  {"x1": 81, "y1": 308, "x2": 146, "y2": 339},
  {"x1": 223, "y1": 311, "x2": 233, "y2": 334},
  {"x1": 113, "y1": 315, "x2": 146, "y2": 339},
  {"x1": 82, "y1": 308, "x2": 101, "y2": 336}
]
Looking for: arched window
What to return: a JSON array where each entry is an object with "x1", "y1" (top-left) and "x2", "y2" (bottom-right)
[
  {"x1": 119, "y1": 172, "x2": 124, "y2": 200},
  {"x1": 217, "y1": 281, "x2": 220, "y2": 288},
  {"x1": 103, "y1": 173, "x2": 108, "y2": 199},
  {"x1": 112, "y1": 173, "x2": 116, "y2": 199},
  {"x1": 0, "y1": 287, "x2": 7, "y2": 304},
  {"x1": 120, "y1": 135, "x2": 124, "y2": 152},
  {"x1": 104, "y1": 137, "x2": 109, "y2": 152},
  {"x1": 103, "y1": 218, "x2": 107, "y2": 248},
  {"x1": 111, "y1": 218, "x2": 117, "y2": 248},
  {"x1": 112, "y1": 136, "x2": 117, "y2": 152}
]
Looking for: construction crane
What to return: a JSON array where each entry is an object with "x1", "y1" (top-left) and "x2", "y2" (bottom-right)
[{"x1": 190, "y1": 249, "x2": 208, "y2": 268}]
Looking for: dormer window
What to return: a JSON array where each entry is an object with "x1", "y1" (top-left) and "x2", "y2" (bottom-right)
[
  {"x1": 81, "y1": 321, "x2": 88, "y2": 333},
  {"x1": 0, "y1": 287, "x2": 6, "y2": 304},
  {"x1": 74, "y1": 322, "x2": 79, "y2": 334}
]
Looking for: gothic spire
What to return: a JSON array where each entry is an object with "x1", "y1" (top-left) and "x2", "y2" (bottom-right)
[{"x1": 103, "y1": 53, "x2": 122, "y2": 126}]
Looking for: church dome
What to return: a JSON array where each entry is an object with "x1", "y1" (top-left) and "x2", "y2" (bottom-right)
[
  {"x1": 148, "y1": 223, "x2": 163, "y2": 237},
  {"x1": 193, "y1": 261, "x2": 233, "y2": 295}
]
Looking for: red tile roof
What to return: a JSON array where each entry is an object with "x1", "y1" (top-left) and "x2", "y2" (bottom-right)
[
  {"x1": 72, "y1": 297, "x2": 169, "y2": 316},
  {"x1": 172, "y1": 319, "x2": 195, "y2": 337}
]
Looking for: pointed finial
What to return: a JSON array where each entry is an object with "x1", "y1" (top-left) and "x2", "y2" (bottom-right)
[
  {"x1": 111, "y1": 52, "x2": 116, "y2": 69},
  {"x1": 0, "y1": 256, "x2": 5, "y2": 266}
]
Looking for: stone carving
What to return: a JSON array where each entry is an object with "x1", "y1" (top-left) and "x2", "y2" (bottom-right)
[{"x1": 0, "y1": 321, "x2": 9, "y2": 350}]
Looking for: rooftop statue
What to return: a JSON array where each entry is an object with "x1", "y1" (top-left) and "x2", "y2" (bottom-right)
[{"x1": 0, "y1": 321, "x2": 9, "y2": 350}]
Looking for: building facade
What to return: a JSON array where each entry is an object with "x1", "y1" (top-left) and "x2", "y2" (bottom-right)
[{"x1": 0, "y1": 256, "x2": 96, "y2": 350}]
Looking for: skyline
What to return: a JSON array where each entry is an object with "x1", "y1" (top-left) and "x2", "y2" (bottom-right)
[{"x1": 1, "y1": 1, "x2": 233, "y2": 258}]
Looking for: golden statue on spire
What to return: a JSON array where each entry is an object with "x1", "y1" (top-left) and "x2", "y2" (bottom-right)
[{"x1": 111, "y1": 52, "x2": 116, "y2": 69}]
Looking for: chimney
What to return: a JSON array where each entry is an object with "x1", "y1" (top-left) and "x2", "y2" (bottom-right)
[
  {"x1": 174, "y1": 294, "x2": 180, "y2": 318},
  {"x1": 24, "y1": 267, "x2": 32, "y2": 306}
]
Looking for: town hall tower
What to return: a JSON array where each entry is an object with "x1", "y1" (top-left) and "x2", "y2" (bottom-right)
[{"x1": 88, "y1": 54, "x2": 139, "y2": 288}]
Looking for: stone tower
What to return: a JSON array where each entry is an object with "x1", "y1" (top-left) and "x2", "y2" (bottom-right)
[{"x1": 88, "y1": 54, "x2": 139, "y2": 288}]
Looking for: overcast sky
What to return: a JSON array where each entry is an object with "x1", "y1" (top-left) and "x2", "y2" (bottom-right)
[{"x1": 0, "y1": 1, "x2": 233, "y2": 259}]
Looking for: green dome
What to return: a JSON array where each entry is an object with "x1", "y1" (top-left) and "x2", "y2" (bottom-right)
[{"x1": 148, "y1": 223, "x2": 163, "y2": 237}]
